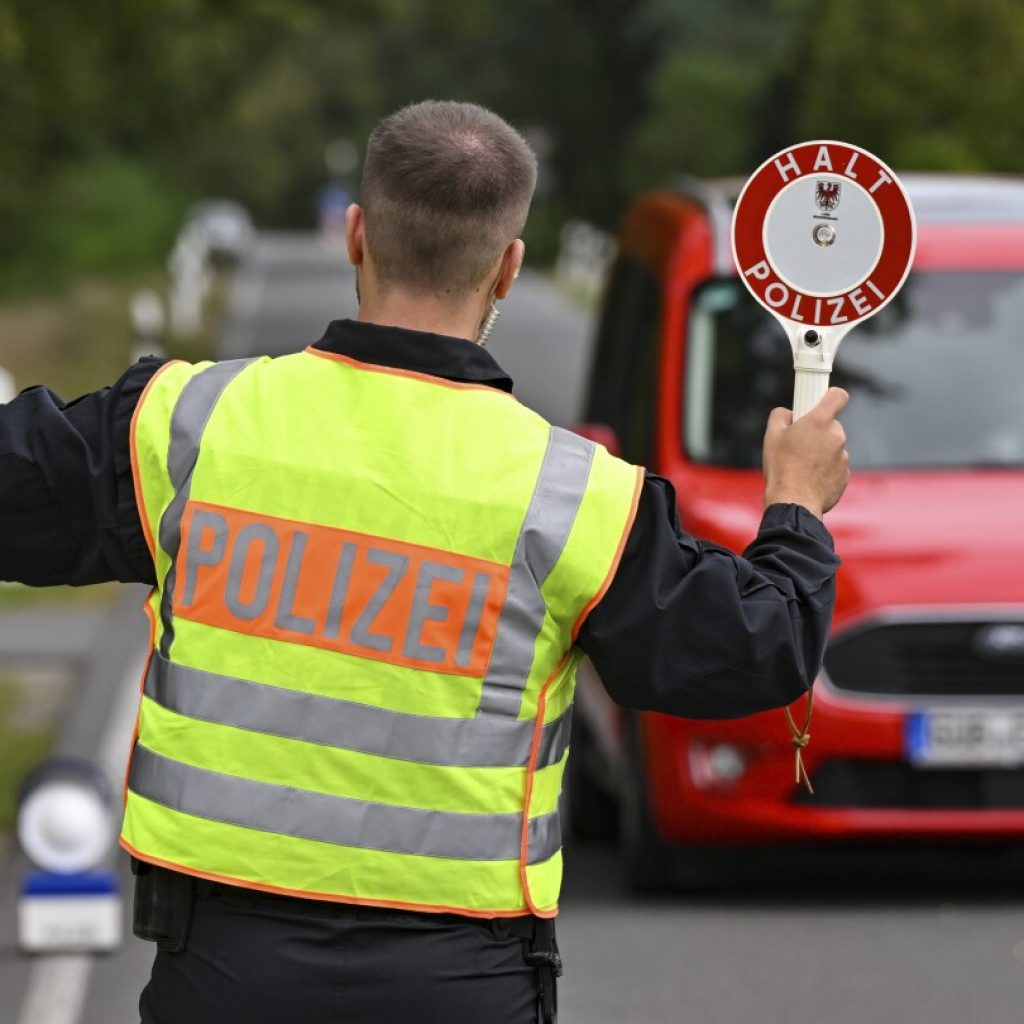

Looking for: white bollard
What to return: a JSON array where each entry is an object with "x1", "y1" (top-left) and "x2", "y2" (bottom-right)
[
  {"x1": 168, "y1": 226, "x2": 212, "y2": 337},
  {"x1": 0, "y1": 365, "x2": 16, "y2": 404},
  {"x1": 556, "y1": 221, "x2": 616, "y2": 301},
  {"x1": 130, "y1": 289, "x2": 167, "y2": 362},
  {"x1": 16, "y1": 759, "x2": 122, "y2": 953}
]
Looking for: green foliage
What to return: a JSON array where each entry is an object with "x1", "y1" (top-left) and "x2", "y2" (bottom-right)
[
  {"x1": 1, "y1": 0, "x2": 1023, "y2": 290},
  {"x1": 792, "y1": 0, "x2": 1024, "y2": 172},
  {"x1": 629, "y1": 52, "x2": 764, "y2": 183},
  {"x1": 3, "y1": 157, "x2": 185, "y2": 295},
  {"x1": 0, "y1": 678, "x2": 54, "y2": 828},
  {"x1": 623, "y1": 0, "x2": 811, "y2": 185}
]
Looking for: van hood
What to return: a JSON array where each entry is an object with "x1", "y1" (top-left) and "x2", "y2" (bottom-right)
[
  {"x1": 679, "y1": 468, "x2": 1024, "y2": 628},
  {"x1": 826, "y1": 470, "x2": 1024, "y2": 625}
]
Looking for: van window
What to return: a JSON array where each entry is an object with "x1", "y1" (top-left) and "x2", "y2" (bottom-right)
[
  {"x1": 587, "y1": 256, "x2": 661, "y2": 465},
  {"x1": 685, "y1": 272, "x2": 1024, "y2": 469}
]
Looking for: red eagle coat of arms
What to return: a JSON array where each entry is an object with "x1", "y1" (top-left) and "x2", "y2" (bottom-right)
[{"x1": 815, "y1": 180, "x2": 841, "y2": 212}]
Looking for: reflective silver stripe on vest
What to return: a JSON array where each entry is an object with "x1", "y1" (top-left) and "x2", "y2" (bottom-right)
[
  {"x1": 476, "y1": 426, "x2": 595, "y2": 718},
  {"x1": 144, "y1": 652, "x2": 572, "y2": 771},
  {"x1": 157, "y1": 359, "x2": 255, "y2": 657},
  {"x1": 128, "y1": 742, "x2": 561, "y2": 864}
]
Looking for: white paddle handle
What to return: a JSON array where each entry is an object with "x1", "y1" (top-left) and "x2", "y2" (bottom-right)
[{"x1": 793, "y1": 368, "x2": 830, "y2": 420}]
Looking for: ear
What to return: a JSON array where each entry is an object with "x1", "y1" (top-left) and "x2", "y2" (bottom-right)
[
  {"x1": 345, "y1": 204, "x2": 365, "y2": 268},
  {"x1": 494, "y1": 239, "x2": 525, "y2": 300}
]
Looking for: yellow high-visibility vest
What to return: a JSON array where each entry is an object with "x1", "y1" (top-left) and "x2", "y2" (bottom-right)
[{"x1": 122, "y1": 347, "x2": 641, "y2": 917}]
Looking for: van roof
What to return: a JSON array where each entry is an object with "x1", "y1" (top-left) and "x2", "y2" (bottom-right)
[
  {"x1": 674, "y1": 173, "x2": 1024, "y2": 274},
  {"x1": 696, "y1": 173, "x2": 1024, "y2": 223}
]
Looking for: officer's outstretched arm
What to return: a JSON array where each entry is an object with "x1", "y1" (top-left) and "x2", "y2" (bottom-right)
[{"x1": 0, "y1": 360, "x2": 164, "y2": 587}]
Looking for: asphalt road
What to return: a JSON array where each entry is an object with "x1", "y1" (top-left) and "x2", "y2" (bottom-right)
[
  {"x1": 559, "y1": 844, "x2": 1024, "y2": 1024},
  {"x1": 7, "y1": 232, "x2": 1024, "y2": 1023},
  {"x1": 220, "y1": 232, "x2": 594, "y2": 425}
]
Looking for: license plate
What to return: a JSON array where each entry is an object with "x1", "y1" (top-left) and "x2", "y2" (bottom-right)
[{"x1": 907, "y1": 710, "x2": 1024, "y2": 768}]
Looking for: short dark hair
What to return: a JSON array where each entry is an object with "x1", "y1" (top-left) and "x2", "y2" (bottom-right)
[{"x1": 360, "y1": 101, "x2": 537, "y2": 295}]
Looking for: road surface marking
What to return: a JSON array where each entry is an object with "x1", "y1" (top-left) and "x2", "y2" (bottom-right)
[{"x1": 15, "y1": 955, "x2": 92, "y2": 1024}]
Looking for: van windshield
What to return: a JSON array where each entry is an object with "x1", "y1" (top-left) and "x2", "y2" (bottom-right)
[{"x1": 685, "y1": 272, "x2": 1024, "y2": 469}]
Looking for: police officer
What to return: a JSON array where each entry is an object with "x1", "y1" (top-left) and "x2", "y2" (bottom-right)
[{"x1": 0, "y1": 101, "x2": 848, "y2": 1023}]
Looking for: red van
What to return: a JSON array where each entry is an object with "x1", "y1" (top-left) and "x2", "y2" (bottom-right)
[{"x1": 571, "y1": 175, "x2": 1024, "y2": 886}]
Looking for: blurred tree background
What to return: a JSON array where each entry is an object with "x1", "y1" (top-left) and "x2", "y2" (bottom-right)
[{"x1": 2, "y1": 0, "x2": 1023, "y2": 294}]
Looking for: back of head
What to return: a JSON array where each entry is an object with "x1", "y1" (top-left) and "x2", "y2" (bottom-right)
[{"x1": 360, "y1": 101, "x2": 538, "y2": 297}]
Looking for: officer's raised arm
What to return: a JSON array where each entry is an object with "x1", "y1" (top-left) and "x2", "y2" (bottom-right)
[{"x1": 578, "y1": 387, "x2": 849, "y2": 719}]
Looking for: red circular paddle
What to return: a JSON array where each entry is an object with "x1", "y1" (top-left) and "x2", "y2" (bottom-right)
[{"x1": 732, "y1": 141, "x2": 916, "y2": 417}]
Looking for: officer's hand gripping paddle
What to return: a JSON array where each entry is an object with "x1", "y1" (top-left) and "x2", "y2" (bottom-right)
[
  {"x1": 732, "y1": 141, "x2": 917, "y2": 419},
  {"x1": 732, "y1": 142, "x2": 916, "y2": 791}
]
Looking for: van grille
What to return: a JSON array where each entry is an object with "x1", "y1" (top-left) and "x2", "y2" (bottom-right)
[{"x1": 823, "y1": 619, "x2": 1024, "y2": 697}]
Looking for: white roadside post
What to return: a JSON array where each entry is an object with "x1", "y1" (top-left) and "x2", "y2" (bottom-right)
[
  {"x1": 168, "y1": 224, "x2": 211, "y2": 337},
  {"x1": 556, "y1": 221, "x2": 616, "y2": 301},
  {"x1": 732, "y1": 141, "x2": 917, "y2": 418},
  {"x1": 129, "y1": 288, "x2": 167, "y2": 363},
  {"x1": 16, "y1": 759, "x2": 122, "y2": 953},
  {"x1": 0, "y1": 365, "x2": 16, "y2": 404}
]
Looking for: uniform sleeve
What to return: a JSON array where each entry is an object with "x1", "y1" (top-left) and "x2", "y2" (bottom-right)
[
  {"x1": 577, "y1": 473, "x2": 840, "y2": 719},
  {"x1": 0, "y1": 358, "x2": 166, "y2": 587}
]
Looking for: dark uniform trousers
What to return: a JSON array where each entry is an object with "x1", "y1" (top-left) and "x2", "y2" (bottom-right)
[{"x1": 138, "y1": 877, "x2": 548, "y2": 1024}]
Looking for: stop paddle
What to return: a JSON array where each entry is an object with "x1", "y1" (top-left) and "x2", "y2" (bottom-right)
[{"x1": 732, "y1": 141, "x2": 916, "y2": 418}]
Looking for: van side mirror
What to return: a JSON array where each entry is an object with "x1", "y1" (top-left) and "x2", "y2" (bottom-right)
[{"x1": 572, "y1": 423, "x2": 622, "y2": 458}]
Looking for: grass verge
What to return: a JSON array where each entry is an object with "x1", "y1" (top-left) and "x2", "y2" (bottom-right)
[
  {"x1": 0, "y1": 266, "x2": 225, "y2": 608},
  {"x1": 0, "y1": 679, "x2": 56, "y2": 829}
]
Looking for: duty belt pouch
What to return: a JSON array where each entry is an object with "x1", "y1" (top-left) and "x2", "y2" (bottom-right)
[
  {"x1": 511, "y1": 917, "x2": 563, "y2": 1024},
  {"x1": 131, "y1": 859, "x2": 196, "y2": 953}
]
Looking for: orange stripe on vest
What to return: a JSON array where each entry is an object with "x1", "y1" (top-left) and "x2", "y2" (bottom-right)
[{"x1": 174, "y1": 500, "x2": 508, "y2": 677}]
